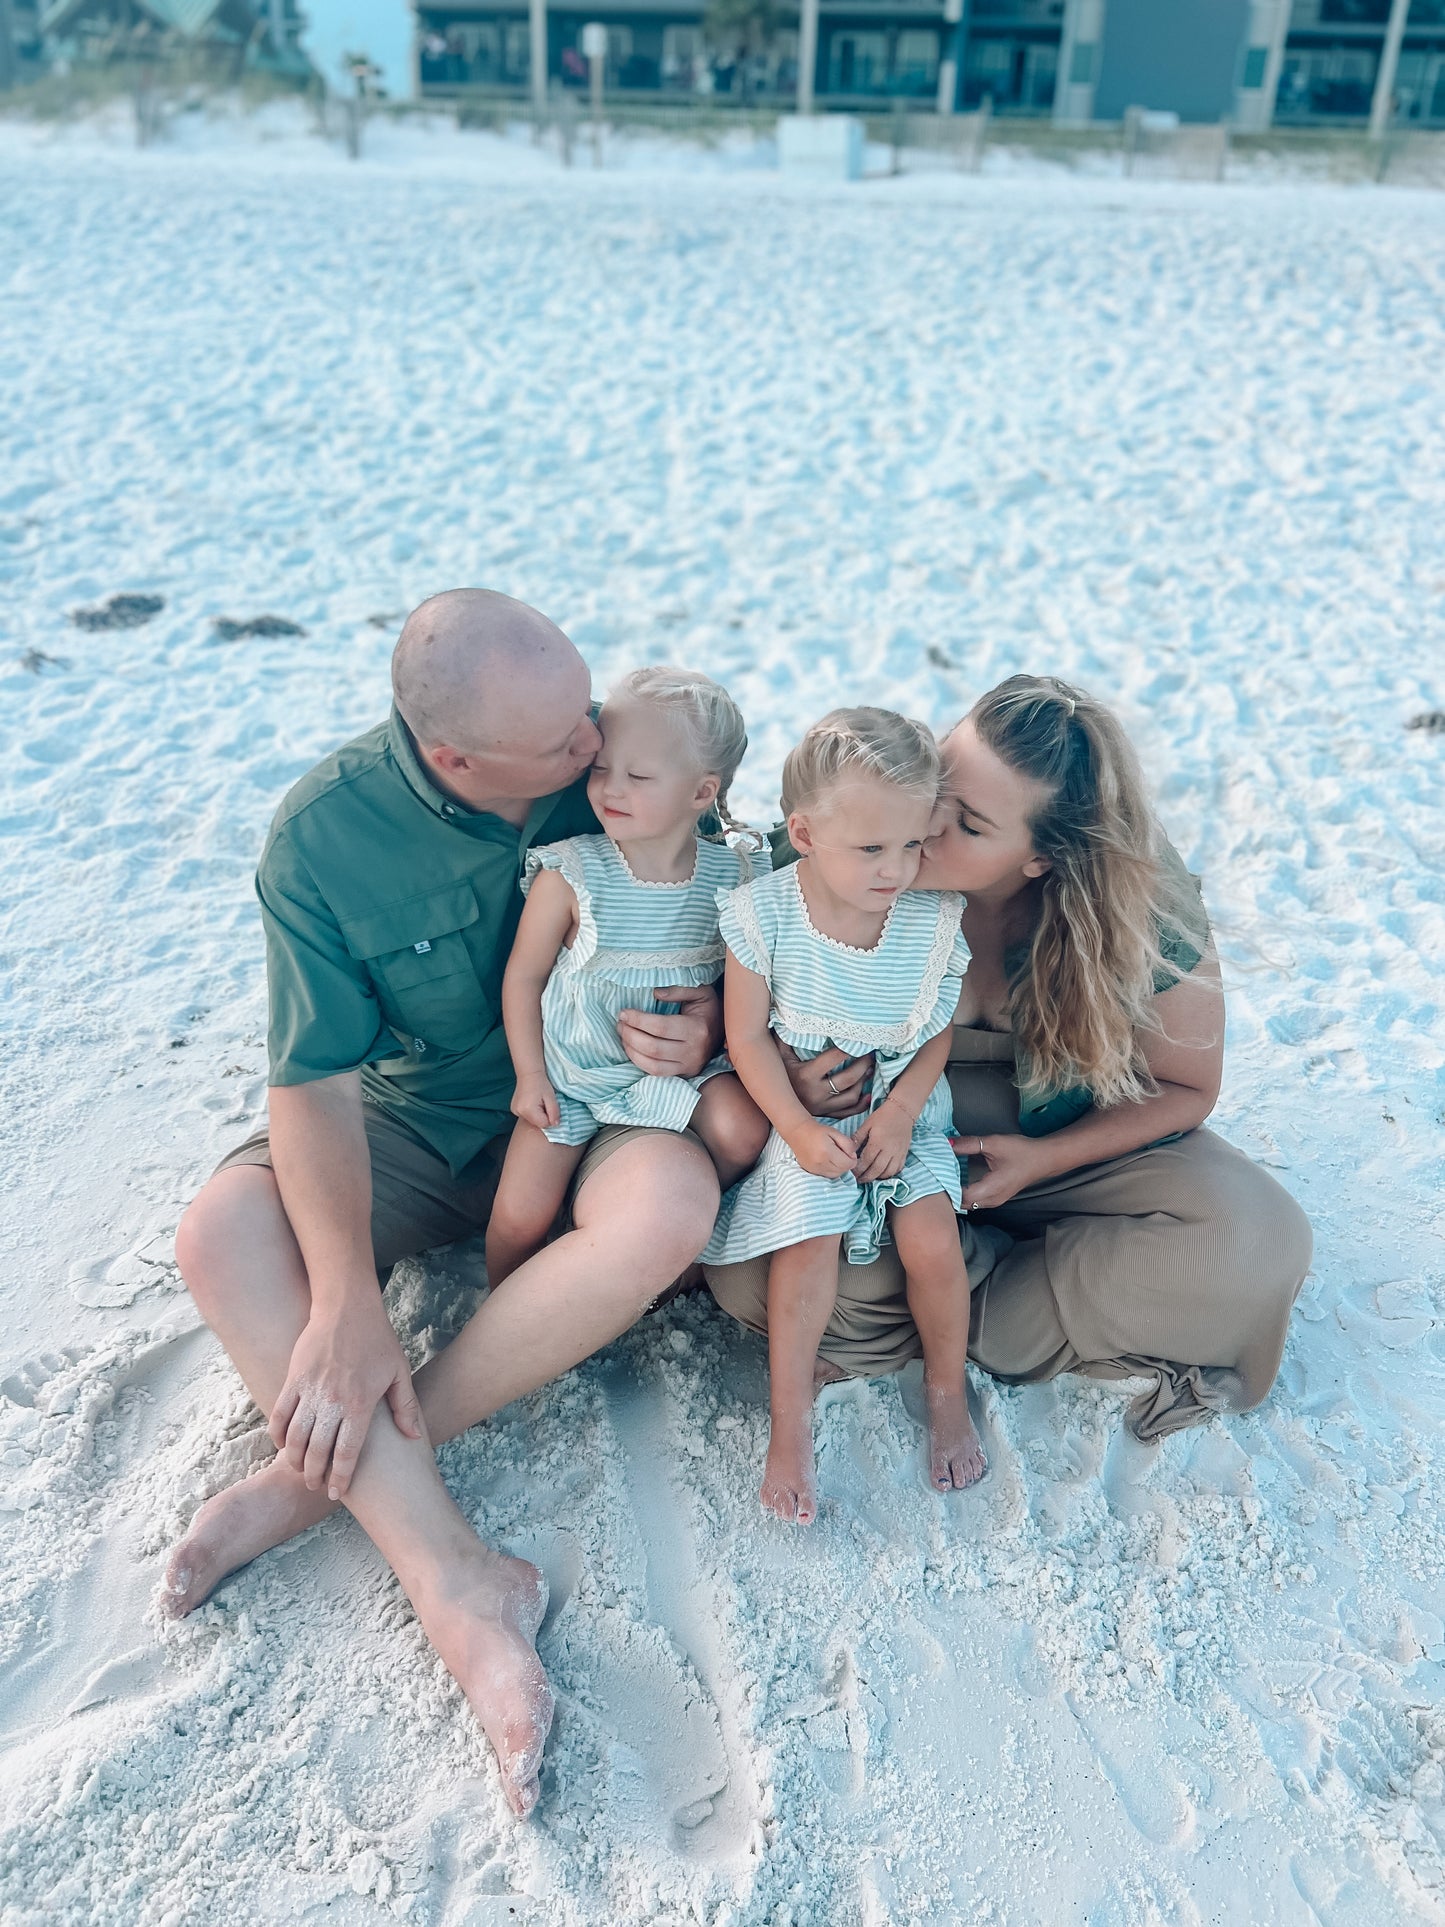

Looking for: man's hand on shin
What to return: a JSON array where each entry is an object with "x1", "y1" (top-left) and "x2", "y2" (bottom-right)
[
  {"x1": 617, "y1": 983, "x2": 723, "y2": 1079},
  {"x1": 268, "y1": 1290, "x2": 424, "y2": 1502}
]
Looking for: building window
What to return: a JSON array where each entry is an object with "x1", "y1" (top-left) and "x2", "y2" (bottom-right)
[
  {"x1": 895, "y1": 29, "x2": 940, "y2": 91},
  {"x1": 828, "y1": 31, "x2": 889, "y2": 93},
  {"x1": 1241, "y1": 46, "x2": 1268, "y2": 88}
]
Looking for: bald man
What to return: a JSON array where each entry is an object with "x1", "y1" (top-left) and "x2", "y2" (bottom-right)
[{"x1": 166, "y1": 591, "x2": 725, "y2": 1818}]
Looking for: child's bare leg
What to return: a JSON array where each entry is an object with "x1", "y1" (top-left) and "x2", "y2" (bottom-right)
[
  {"x1": 763, "y1": 1234, "x2": 841, "y2": 1525},
  {"x1": 485, "y1": 1124, "x2": 586, "y2": 1289},
  {"x1": 691, "y1": 1073, "x2": 770, "y2": 1189},
  {"x1": 891, "y1": 1194, "x2": 986, "y2": 1492}
]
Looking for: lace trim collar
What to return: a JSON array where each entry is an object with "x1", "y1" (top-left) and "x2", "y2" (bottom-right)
[
  {"x1": 791, "y1": 863, "x2": 900, "y2": 956},
  {"x1": 609, "y1": 837, "x2": 700, "y2": 891}
]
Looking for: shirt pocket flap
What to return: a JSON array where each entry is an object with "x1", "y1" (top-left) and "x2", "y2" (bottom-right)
[{"x1": 340, "y1": 884, "x2": 481, "y2": 984}]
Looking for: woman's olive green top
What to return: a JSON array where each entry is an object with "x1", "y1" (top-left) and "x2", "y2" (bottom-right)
[{"x1": 955, "y1": 837, "x2": 1210, "y2": 1137}]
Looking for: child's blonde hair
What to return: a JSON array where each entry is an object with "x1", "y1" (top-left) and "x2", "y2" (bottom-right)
[
  {"x1": 607, "y1": 665, "x2": 753, "y2": 839},
  {"x1": 780, "y1": 707, "x2": 941, "y2": 820}
]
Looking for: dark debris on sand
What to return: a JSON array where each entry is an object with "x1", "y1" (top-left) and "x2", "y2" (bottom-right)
[
  {"x1": 71, "y1": 593, "x2": 165, "y2": 632},
  {"x1": 1406, "y1": 711, "x2": 1445, "y2": 734},
  {"x1": 19, "y1": 649, "x2": 72, "y2": 674},
  {"x1": 211, "y1": 615, "x2": 308, "y2": 641}
]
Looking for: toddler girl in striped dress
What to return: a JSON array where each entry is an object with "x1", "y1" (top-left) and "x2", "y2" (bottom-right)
[
  {"x1": 486, "y1": 667, "x2": 770, "y2": 1289},
  {"x1": 703, "y1": 708, "x2": 985, "y2": 1523}
]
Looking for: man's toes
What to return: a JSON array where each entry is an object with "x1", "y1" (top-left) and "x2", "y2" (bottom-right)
[
  {"x1": 157, "y1": 1560, "x2": 192, "y2": 1619},
  {"x1": 507, "y1": 1772, "x2": 542, "y2": 1820},
  {"x1": 760, "y1": 1480, "x2": 796, "y2": 1523}
]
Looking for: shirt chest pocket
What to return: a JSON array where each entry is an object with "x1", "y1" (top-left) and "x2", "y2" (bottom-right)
[{"x1": 340, "y1": 883, "x2": 492, "y2": 1055}]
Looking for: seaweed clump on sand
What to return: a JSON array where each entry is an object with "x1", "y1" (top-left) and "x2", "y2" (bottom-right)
[
  {"x1": 71, "y1": 593, "x2": 165, "y2": 632},
  {"x1": 211, "y1": 615, "x2": 308, "y2": 641}
]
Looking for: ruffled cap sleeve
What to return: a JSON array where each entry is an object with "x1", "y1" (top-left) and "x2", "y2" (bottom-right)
[
  {"x1": 522, "y1": 838, "x2": 597, "y2": 966},
  {"x1": 717, "y1": 878, "x2": 772, "y2": 983}
]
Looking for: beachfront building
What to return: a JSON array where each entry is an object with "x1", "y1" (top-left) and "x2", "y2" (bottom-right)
[
  {"x1": 412, "y1": 0, "x2": 1445, "y2": 127},
  {"x1": 19, "y1": 0, "x2": 311, "y2": 81}
]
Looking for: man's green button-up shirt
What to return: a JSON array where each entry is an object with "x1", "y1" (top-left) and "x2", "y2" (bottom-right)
[{"x1": 257, "y1": 708, "x2": 599, "y2": 1175}]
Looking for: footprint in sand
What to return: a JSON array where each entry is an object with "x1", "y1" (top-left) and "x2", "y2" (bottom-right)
[
  {"x1": 1066, "y1": 1695, "x2": 1197, "y2": 1848},
  {"x1": 586, "y1": 1354, "x2": 760, "y2": 1869}
]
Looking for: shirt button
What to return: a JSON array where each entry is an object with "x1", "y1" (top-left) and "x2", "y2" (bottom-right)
[{"x1": 441, "y1": 804, "x2": 456, "y2": 817}]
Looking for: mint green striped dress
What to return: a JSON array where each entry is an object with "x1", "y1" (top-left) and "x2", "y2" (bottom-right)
[
  {"x1": 523, "y1": 833, "x2": 768, "y2": 1147},
  {"x1": 701, "y1": 866, "x2": 970, "y2": 1267}
]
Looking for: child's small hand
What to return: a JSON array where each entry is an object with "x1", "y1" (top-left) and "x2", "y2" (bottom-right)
[
  {"x1": 853, "y1": 1098, "x2": 914, "y2": 1183},
  {"x1": 787, "y1": 1121, "x2": 858, "y2": 1180},
  {"x1": 511, "y1": 1074, "x2": 560, "y2": 1131}
]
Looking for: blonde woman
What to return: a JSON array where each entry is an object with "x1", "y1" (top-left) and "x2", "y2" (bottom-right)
[{"x1": 707, "y1": 675, "x2": 1312, "y2": 1442}]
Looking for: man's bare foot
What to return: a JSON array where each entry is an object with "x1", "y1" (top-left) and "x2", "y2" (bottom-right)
[
  {"x1": 414, "y1": 1549, "x2": 553, "y2": 1819},
  {"x1": 813, "y1": 1357, "x2": 847, "y2": 1390},
  {"x1": 760, "y1": 1411, "x2": 818, "y2": 1525},
  {"x1": 925, "y1": 1377, "x2": 987, "y2": 1491},
  {"x1": 159, "y1": 1460, "x2": 334, "y2": 1619}
]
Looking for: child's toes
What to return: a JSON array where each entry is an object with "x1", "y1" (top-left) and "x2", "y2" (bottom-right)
[{"x1": 952, "y1": 1440, "x2": 988, "y2": 1489}]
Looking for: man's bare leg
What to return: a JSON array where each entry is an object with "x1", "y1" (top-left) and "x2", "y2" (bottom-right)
[
  {"x1": 165, "y1": 1166, "x2": 553, "y2": 1816},
  {"x1": 166, "y1": 1133, "x2": 719, "y2": 1610}
]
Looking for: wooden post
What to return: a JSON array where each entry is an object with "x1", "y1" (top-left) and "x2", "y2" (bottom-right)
[
  {"x1": 582, "y1": 21, "x2": 606, "y2": 164},
  {"x1": 1369, "y1": 0, "x2": 1410, "y2": 142},
  {"x1": 797, "y1": 0, "x2": 819, "y2": 113},
  {"x1": 529, "y1": 0, "x2": 548, "y2": 120}
]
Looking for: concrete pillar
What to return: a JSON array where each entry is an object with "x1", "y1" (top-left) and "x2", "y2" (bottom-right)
[
  {"x1": 1369, "y1": 0, "x2": 1410, "y2": 139},
  {"x1": 1053, "y1": 0, "x2": 1105, "y2": 125},
  {"x1": 529, "y1": 0, "x2": 548, "y2": 113},
  {"x1": 936, "y1": 0, "x2": 965, "y2": 116},
  {"x1": 1233, "y1": 0, "x2": 1292, "y2": 133},
  {"x1": 797, "y1": 0, "x2": 819, "y2": 112}
]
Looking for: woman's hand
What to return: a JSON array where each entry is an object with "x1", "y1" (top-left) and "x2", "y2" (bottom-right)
[
  {"x1": 512, "y1": 1073, "x2": 560, "y2": 1130},
  {"x1": 787, "y1": 1120, "x2": 859, "y2": 1180},
  {"x1": 780, "y1": 1043, "x2": 874, "y2": 1119},
  {"x1": 853, "y1": 1098, "x2": 914, "y2": 1183},
  {"x1": 954, "y1": 1132, "x2": 1054, "y2": 1211}
]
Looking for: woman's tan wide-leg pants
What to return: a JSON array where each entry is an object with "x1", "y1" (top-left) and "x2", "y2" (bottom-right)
[{"x1": 705, "y1": 1043, "x2": 1313, "y2": 1441}]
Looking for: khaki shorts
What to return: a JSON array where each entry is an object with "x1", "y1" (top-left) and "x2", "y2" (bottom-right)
[{"x1": 215, "y1": 1108, "x2": 698, "y2": 1276}]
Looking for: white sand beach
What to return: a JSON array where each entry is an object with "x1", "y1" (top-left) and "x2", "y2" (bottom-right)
[{"x1": 1, "y1": 112, "x2": 1443, "y2": 1926}]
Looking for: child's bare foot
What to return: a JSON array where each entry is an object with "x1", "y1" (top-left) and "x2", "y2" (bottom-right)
[
  {"x1": 760, "y1": 1412, "x2": 818, "y2": 1524},
  {"x1": 414, "y1": 1548, "x2": 553, "y2": 1820},
  {"x1": 925, "y1": 1378, "x2": 987, "y2": 1491},
  {"x1": 160, "y1": 1459, "x2": 333, "y2": 1618},
  {"x1": 813, "y1": 1357, "x2": 847, "y2": 1390}
]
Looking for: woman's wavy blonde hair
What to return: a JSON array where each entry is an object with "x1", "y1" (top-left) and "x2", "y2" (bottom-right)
[
  {"x1": 608, "y1": 665, "x2": 754, "y2": 840},
  {"x1": 971, "y1": 674, "x2": 1198, "y2": 1108},
  {"x1": 781, "y1": 706, "x2": 941, "y2": 818}
]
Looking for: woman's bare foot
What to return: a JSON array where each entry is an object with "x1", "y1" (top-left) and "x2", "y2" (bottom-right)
[
  {"x1": 159, "y1": 1460, "x2": 334, "y2": 1619},
  {"x1": 414, "y1": 1549, "x2": 553, "y2": 1819},
  {"x1": 760, "y1": 1411, "x2": 818, "y2": 1525},
  {"x1": 925, "y1": 1377, "x2": 987, "y2": 1491}
]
